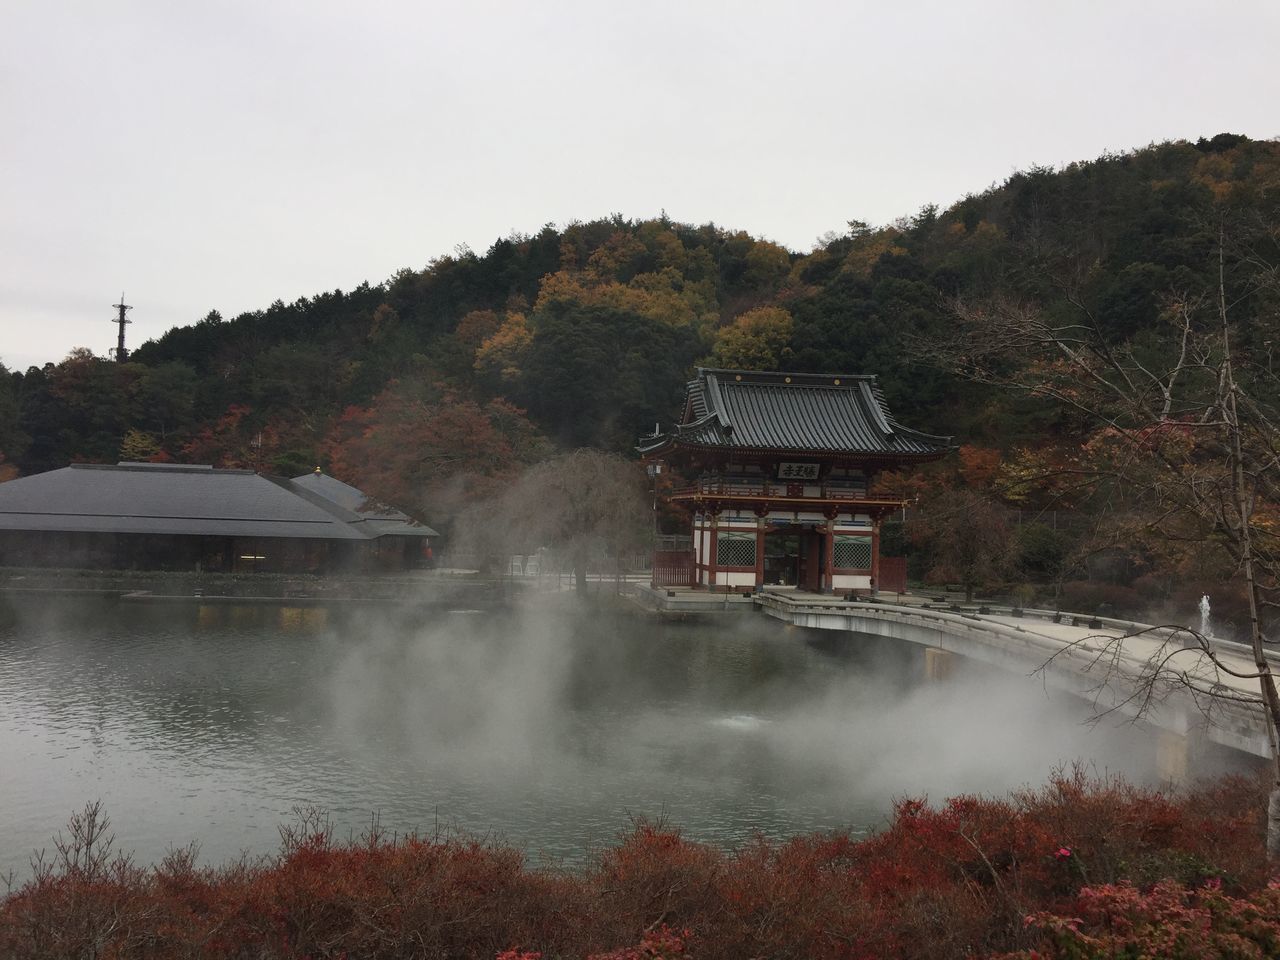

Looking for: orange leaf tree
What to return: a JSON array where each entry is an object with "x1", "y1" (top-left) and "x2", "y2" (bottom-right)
[{"x1": 324, "y1": 379, "x2": 550, "y2": 528}]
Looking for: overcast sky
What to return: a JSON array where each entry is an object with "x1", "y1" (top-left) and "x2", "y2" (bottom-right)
[{"x1": 3, "y1": 0, "x2": 1277, "y2": 371}]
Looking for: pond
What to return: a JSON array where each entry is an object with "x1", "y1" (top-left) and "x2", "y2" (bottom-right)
[{"x1": 0, "y1": 596, "x2": 1186, "y2": 876}]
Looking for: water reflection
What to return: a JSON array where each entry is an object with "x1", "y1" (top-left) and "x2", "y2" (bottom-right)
[{"x1": 0, "y1": 597, "x2": 1219, "y2": 876}]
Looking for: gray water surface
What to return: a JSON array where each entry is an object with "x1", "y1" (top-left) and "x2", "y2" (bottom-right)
[{"x1": 0, "y1": 597, "x2": 1168, "y2": 876}]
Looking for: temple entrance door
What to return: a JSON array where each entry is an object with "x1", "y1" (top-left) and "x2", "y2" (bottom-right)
[
  {"x1": 763, "y1": 532, "x2": 800, "y2": 586},
  {"x1": 798, "y1": 530, "x2": 823, "y2": 593}
]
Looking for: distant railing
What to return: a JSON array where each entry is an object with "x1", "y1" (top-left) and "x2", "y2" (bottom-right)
[{"x1": 655, "y1": 534, "x2": 693, "y2": 552}]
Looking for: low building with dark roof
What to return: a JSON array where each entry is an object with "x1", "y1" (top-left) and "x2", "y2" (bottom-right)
[
  {"x1": 0, "y1": 462, "x2": 438, "y2": 573},
  {"x1": 639, "y1": 368, "x2": 951, "y2": 594}
]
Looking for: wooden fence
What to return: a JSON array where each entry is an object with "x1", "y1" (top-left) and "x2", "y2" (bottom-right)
[
  {"x1": 652, "y1": 550, "x2": 693, "y2": 587},
  {"x1": 878, "y1": 556, "x2": 907, "y2": 594}
]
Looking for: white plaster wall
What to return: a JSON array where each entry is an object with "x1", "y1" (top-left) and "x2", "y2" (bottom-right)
[
  {"x1": 832, "y1": 574, "x2": 872, "y2": 590},
  {"x1": 718, "y1": 571, "x2": 756, "y2": 588}
]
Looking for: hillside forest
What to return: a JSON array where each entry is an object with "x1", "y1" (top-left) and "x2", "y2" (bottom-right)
[{"x1": 1, "y1": 133, "x2": 1278, "y2": 621}]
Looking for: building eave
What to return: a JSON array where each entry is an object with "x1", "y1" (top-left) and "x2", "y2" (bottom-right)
[{"x1": 642, "y1": 439, "x2": 952, "y2": 464}]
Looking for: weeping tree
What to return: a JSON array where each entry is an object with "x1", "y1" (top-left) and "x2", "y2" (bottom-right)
[
  {"x1": 463, "y1": 449, "x2": 651, "y2": 594},
  {"x1": 915, "y1": 212, "x2": 1280, "y2": 858}
]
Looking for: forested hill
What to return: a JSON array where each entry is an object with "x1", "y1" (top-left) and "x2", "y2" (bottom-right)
[{"x1": 1, "y1": 133, "x2": 1277, "y2": 523}]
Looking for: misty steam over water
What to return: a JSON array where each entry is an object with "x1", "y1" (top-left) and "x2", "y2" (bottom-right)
[{"x1": 0, "y1": 599, "x2": 1230, "y2": 875}]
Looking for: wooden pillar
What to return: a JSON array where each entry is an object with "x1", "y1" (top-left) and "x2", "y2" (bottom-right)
[
  {"x1": 870, "y1": 517, "x2": 881, "y2": 595},
  {"x1": 690, "y1": 512, "x2": 698, "y2": 588},
  {"x1": 822, "y1": 523, "x2": 834, "y2": 594},
  {"x1": 823, "y1": 507, "x2": 839, "y2": 595},
  {"x1": 691, "y1": 514, "x2": 702, "y2": 589},
  {"x1": 708, "y1": 512, "x2": 719, "y2": 591},
  {"x1": 754, "y1": 515, "x2": 766, "y2": 590}
]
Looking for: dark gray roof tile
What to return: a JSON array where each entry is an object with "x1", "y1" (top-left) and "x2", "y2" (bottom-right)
[
  {"x1": 290, "y1": 472, "x2": 439, "y2": 537},
  {"x1": 0, "y1": 464, "x2": 437, "y2": 540},
  {"x1": 638, "y1": 368, "x2": 951, "y2": 458}
]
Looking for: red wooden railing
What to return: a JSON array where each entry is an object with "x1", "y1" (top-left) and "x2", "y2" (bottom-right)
[{"x1": 668, "y1": 478, "x2": 902, "y2": 503}]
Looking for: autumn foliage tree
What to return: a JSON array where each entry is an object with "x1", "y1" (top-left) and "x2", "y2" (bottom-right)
[
  {"x1": 324, "y1": 378, "x2": 550, "y2": 527},
  {"x1": 179, "y1": 403, "x2": 280, "y2": 469},
  {"x1": 474, "y1": 312, "x2": 533, "y2": 386},
  {"x1": 909, "y1": 489, "x2": 1013, "y2": 601},
  {"x1": 708, "y1": 306, "x2": 794, "y2": 370},
  {"x1": 916, "y1": 162, "x2": 1280, "y2": 856},
  {"x1": 118, "y1": 428, "x2": 163, "y2": 462}
]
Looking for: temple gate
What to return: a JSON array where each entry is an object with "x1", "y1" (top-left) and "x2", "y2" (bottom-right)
[{"x1": 639, "y1": 368, "x2": 951, "y2": 594}]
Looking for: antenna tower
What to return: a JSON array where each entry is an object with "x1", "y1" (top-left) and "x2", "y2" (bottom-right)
[{"x1": 111, "y1": 293, "x2": 132, "y2": 362}]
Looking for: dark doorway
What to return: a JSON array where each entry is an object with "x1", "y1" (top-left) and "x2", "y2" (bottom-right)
[
  {"x1": 765, "y1": 529, "x2": 824, "y2": 591},
  {"x1": 763, "y1": 532, "x2": 799, "y2": 586}
]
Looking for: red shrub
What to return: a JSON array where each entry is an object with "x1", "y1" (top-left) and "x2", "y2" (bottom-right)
[
  {"x1": 1000, "y1": 880, "x2": 1280, "y2": 959},
  {"x1": 587, "y1": 925, "x2": 691, "y2": 960},
  {"x1": 589, "y1": 819, "x2": 722, "y2": 940},
  {"x1": 0, "y1": 775, "x2": 1270, "y2": 960}
]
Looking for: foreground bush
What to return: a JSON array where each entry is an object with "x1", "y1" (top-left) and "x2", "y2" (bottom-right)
[
  {"x1": 0, "y1": 772, "x2": 1272, "y2": 959},
  {"x1": 1004, "y1": 881, "x2": 1280, "y2": 959}
]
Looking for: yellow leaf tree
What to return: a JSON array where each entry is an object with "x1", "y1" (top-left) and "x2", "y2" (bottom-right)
[{"x1": 710, "y1": 306, "x2": 795, "y2": 370}]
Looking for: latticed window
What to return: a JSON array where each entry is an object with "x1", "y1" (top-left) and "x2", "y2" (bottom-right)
[
  {"x1": 833, "y1": 535, "x2": 872, "y2": 569},
  {"x1": 716, "y1": 531, "x2": 756, "y2": 567}
]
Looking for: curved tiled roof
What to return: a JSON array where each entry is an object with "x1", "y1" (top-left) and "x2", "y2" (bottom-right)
[
  {"x1": 0, "y1": 463, "x2": 438, "y2": 540},
  {"x1": 291, "y1": 471, "x2": 439, "y2": 537},
  {"x1": 639, "y1": 368, "x2": 951, "y2": 459}
]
